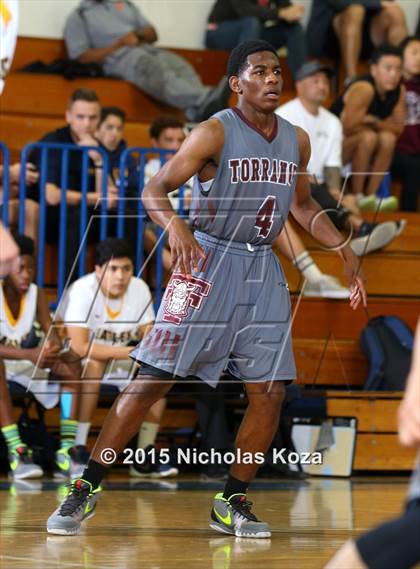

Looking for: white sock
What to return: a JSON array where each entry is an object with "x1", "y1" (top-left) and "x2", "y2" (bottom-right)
[
  {"x1": 75, "y1": 422, "x2": 91, "y2": 446},
  {"x1": 137, "y1": 422, "x2": 159, "y2": 449},
  {"x1": 293, "y1": 251, "x2": 323, "y2": 284}
]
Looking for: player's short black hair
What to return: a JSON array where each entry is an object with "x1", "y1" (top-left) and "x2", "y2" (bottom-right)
[
  {"x1": 100, "y1": 106, "x2": 126, "y2": 125},
  {"x1": 95, "y1": 238, "x2": 134, "y2": 267},
  {"x1": 68, "y1": 88, "x2": 100, "y2": 108},
  {"x1": 227, "y1": 40, "x2": 279, "y2": 78},
  {"x1": 149, "y1": 116, "x2": 184, "y2": 140},
  {"x1": 11, "y1": 232, "x2": 34, "y2": 257},
  {"x1": 371, "y1": 44, "x2": 402, "y2": 64}
]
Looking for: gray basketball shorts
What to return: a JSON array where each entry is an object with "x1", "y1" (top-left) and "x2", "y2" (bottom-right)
[{"x1": 130, "y1": 231, "x2": 296, "y2": 387}]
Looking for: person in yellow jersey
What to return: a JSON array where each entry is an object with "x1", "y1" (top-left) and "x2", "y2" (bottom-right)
[{"x1": 0, "y1": 234, "x2": 83, "y2": 479}]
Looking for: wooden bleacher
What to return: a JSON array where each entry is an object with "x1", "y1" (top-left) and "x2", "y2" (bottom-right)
[
  {"x1": 3, "y1": 37, "x2": 420, "y2": 472},
  {"x1": 0, "y1": 36, "x2": 298, "y2": 161}
]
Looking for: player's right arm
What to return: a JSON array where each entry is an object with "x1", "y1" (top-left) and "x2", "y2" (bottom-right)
[{"x1": 142, "y1": 119, "x2": 224, "y2": 276}]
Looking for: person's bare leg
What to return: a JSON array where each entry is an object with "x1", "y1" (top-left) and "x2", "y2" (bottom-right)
[
  {"x1": 145, "y1": 397, "x2": 166, "y2": 424},
  {"x1": 333, "y1": 5, "x2": 366, "y2": 80},
  {"x1": 78, "y1": 359, "x2": 106, "y2": 423},
  {"x1": 343, "y1": 130, "x2": 378, "y2": 195},
  {"x1": 272, "y1": 220, "x2": 306, "y2": 262},
  {"x1": 370, "y1": 4, "x2": 408, "y2": 47},
  {"x1": 230, "y1": 381, "x2": 285, "y2": 482},
  {"x1": 0, "y1": 361, "x2": 14, "y2": 427},
  {"x1": 90, "y1": 374, "x2": 175, "y2": 463},
  {"x1": 324, "y1": 539, "x2": 367, "y2": 569},
  {"x1": 365, "y1": 131, "x2": 397, "y2": 195}
]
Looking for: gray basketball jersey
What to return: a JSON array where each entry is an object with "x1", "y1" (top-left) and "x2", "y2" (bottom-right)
[{"x1": 190, "y1": 107, "x2": 299, "y2": 245}]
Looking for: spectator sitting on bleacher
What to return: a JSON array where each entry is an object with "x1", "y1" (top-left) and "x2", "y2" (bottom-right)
[
  {"x1": 64, "y1": 0, "x2": 230, "y2": 123},
  {"x1": 0, "y1": 234, "x2": 84, "y2": 479},
  {"x1": 59, "y1": 238, "x2": 178, "y2": 478},
  {"x1": 30, "y1": 88, "x2": 113, "y2": 283},
  {"x1": 205, "y1": 0, "x2": 306, "y2": 79},
  {"x1": 95, "y1": 106, "x2": 138, "y2": 207},
  {"x1": 145, "y1": 116, "x2": 193, "y2": 215},
  {"x1": 391, "y1": 36, "x2": 420, "y2": 212},
  {"x1": 141, "y1": 116, "x2": 193, "y2": 277},
  {"x1": 95, "y1": 106, "x2": 171, "y2": 276},
  {"x1": 276, "y1": 60, "x2": 404, "y2": 257},
  {"x1": 307, "y1": 0, "x2": 408, "y2": 84},
  {"x1": 0, "y1": 162, "x2": 39, "y2": 243},
  {"x1": 331, "y1": 45, "x2": 405, "y2": 212}
]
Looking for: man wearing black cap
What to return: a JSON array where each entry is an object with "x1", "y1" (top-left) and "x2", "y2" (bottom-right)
[{"x1": 276, "y1": 61, "x2": 404, "y2": 257}]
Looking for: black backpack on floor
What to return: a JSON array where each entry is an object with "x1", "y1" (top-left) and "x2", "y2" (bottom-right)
[{"x1": 360, "y1": 316, "x2": 414, "y2": 391}]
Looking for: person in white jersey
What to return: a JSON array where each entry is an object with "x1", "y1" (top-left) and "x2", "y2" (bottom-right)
[
  {"x1": 0, "y1": 234, "x2": 83, "y2": 479},
  {"x1": 276, "y1": 60, "x2": 404, "y2": 258},
  {"x1": 59, "y1": 238, "x2": 177, "y2": 478}
]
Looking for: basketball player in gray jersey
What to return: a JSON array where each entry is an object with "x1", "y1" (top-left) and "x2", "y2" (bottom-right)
[{"x1": 47, "y1": 40, "x2": 367, "y2": 538}]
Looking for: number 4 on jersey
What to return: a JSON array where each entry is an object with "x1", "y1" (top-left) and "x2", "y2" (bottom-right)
[{"x1": 255, "y1": 196, "x2": 276, "y2": 239}]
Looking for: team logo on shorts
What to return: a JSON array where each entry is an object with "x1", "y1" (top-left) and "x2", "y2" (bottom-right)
[{"x1": 163, "y1": 273, "x2": 212, "y2": 325}]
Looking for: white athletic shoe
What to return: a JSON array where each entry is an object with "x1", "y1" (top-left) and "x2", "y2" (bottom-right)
[
  {"x1": 350, "y1": 221, "x2": 400, "y2": 256},
  {"x1": 302, "y1": 275, "x2": 350, "y2": 299}
]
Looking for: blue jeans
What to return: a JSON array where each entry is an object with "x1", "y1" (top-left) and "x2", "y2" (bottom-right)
[
  {"x1": 205, "y1": 17, "x2": 261, "y2": 50},
  {"x1": 261, "y1": 22, "x2": 306, "y2": 79}
]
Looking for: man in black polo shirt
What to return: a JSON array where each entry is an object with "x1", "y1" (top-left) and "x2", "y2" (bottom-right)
[{"x1": 30, "y1": 88, "x2": 105, "y2": 282}]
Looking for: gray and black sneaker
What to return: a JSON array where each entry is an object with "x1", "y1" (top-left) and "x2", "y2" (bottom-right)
[
  {"x1": 210, "y1": 493, "x2": 271, "y2": 538},
  {"x1": 9, "y1": 446, "x2": 43, "y2": 479},
  {"x1": 47, "y1": 479, "x2": 101, "y2": 535}
]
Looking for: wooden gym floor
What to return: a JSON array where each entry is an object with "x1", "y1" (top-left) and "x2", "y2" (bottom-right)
[{"x1": 0, "y1": 473, "x2": 412, "y2": 569}]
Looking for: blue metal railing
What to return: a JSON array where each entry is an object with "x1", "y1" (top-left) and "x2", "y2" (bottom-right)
[
  {"x1": 118, "y1": 147, "x2": 187, "y2": 310},
  {"x1": 19, "y1": 142, "x2": 109, "y2": 298},
  {"x1": 1, "y1": 141, "x2": 187, "y2": 310},
  {"x1": 0, "y1": 142, "x2": 10, "y2": 227}
]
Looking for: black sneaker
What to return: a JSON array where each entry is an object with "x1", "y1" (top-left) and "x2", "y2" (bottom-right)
[
  {"x1": 200, "y1": 464, "x2": 229, "y2": 482},
  {"x1": 129, "y1": 445, "x2": 179, "y2": 478},
  {"x1": 46, "y1": 479, "x2": 101, "y2": 535}
]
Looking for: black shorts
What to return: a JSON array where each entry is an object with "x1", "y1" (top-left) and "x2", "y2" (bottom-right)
[{"x1": 356, "y1": 498, "x2": 420, "y2": 569}]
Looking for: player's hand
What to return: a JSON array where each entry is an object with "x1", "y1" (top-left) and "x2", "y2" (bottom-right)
[
  {"x1": 342, "y1": 246, "x2": 367, "y2": 310},
  {"x1": 398, "y1": 374, "x2": 420, "y2": 448},
  {"x1": 168, "y1": 218, "x2": 205, "y2": 276},
  {"x1": 28, "y1": 342, "x2": 60, "y2": 368},
  {"x1": 78, "y1": 135, "x2": 103, "y2": 165},
  {"x1": 118, "y1": 32, "x2": 140, "y2": 47},
  {"x1": 106, "y1": 185, "x2": 119, "y2": 210},
  {"x1": 9, "y1": 163, "x2": 39, "y2": 186},
  {"x1": 0, "y1": 224, "x2": 19, "y2": 276}
]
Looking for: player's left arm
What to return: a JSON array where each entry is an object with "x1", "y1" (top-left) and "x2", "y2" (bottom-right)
[{"x1": 290, "y1": 127, "x2": 367, "y2": 310}]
